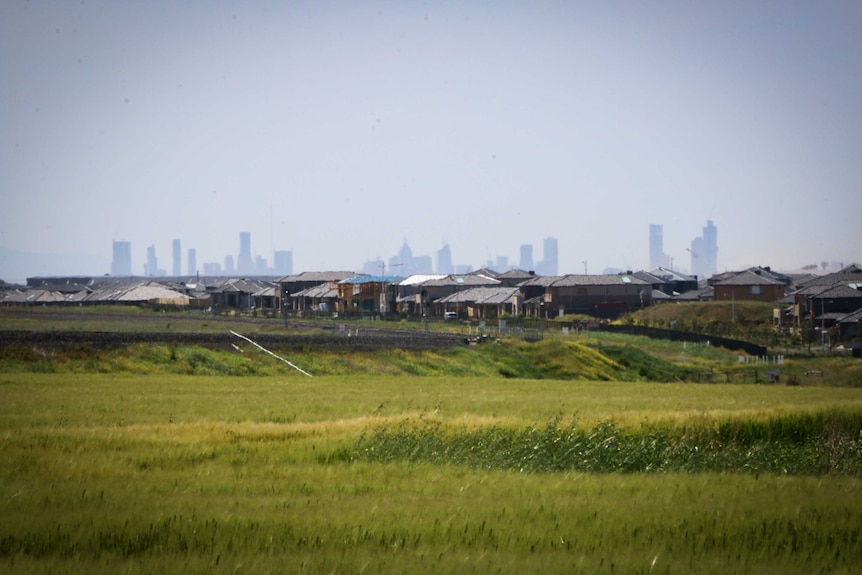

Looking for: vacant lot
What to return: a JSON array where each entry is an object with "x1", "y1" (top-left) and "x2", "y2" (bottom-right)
[{"x1": 1, "y1": 373, "x2": 861, "y2": 574}]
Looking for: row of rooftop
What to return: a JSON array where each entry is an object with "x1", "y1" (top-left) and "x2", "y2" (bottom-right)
[{"x1": 4, "y1": 264, "x2": 861, "y2": 339}]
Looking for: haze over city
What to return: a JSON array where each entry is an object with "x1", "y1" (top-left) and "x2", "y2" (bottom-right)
[{"x1": 2, "y1": 1, "x2": 860, "y2": 283}]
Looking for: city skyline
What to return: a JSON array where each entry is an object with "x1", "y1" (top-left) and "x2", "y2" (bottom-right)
[
  {"x1": 3, "y1": 2, "x2": 860, "y2": 282},
  {"x1": 2, "y1": 218, "x2": 855, "y2": 284}
]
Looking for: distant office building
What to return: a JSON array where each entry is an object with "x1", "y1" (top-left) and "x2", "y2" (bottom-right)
[
  {"x1": 145, "y1": 245, "x2": 162, "y2": 277},
  {"x1": 224, "y1": 255, "x2": 235, "y2": 275},
  {"x1": 273, "y1": 250, "x2": 293, "y2": 276},
  {"x1": 495, "y1": 256, "x2": 509, "y2": 272},
  {"x1": 255, "y1": 255, "x2": 268, "y2": 275},
  {"x1": 187, "y1": 248, "x2": 197, "y2": 276},
  {"x1": 649, "y1": 224, "x2": 671, "y2": 270},
  {"x1": 544, "y1": 237, "x2": 558, "y2": 275},
  {"x1": 519, "y1": 244, "x2": 534, "y2": 272},
  {"x1": 389, "y1": 240, "x2": 432, "y2": 275},
  {"x1": 203, "y1": 261, "x2": 221, "y2": 275},
  {"x1": 413, "y1": 255, "x2": 433, "y2": 274},
  {"x1": 237, "y1": 232, "x2": 253, "y2": 275},
  {"x1": 536, "y1": 237, "x2": 558, "y2": 276},
  {"x1": 172, "y1": 239, "x2": 181, "y2": 276},
  {"x1": 111, "y1": 240, "x2": 132, "y2": 276},
  {"x1": 361, "y1": 258, "x2": 385, "y2": 276},
  {"x1": 690, "y1": 220, "x2": 718, "y2": 279},
  {"x1": 436, "y1": 243, "x2": 454, "y2": 275}
]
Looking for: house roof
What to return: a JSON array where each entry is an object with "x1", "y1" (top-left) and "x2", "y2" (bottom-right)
[
  {"x1": 519, "y1": 275, "x2": 563, "y2": 287},
  {"x1": 651, "y1": 289, "x2": 673, "y2": 300},
  {"x1": 496, "y1": 269, "x2": 535, "y2": 280},
  {"x1": 339, "y1": 275, "x2": 403, "y2": 285},
  {"x1": 397, "y1": 274, "x2": 447, "y2": 286},
  {"x1": 674, "y1": 286, "x2": 713, "y2": 301},
  {"x1": 421, "y1": 274, "x2": 501, "y2": 287},
  {"x1": 550, "y1": 274, "x2": 650, "y2": 287},
  {"x1": 469, "y1": 268, "x2": 500, "y2": 278},
  {"x1": 278, "y1": 271, "x2": 360, "y2": 283},
  {"x1": 209, "y1": 278, "x2": 273, "y2": 294},
  {"x1": 812, "y1": 284, "x2": 862, "y2": 299},
  {"x1": 113, "y1": 283, "x2": 191, "y2": 302},
  {"x1": 837, "y1": 308, "x2": 862, "y2": 324},
  {"x1": 252, "y1": 286, "x2": 279, "y2": 298},
  {"x1": 648, "y1": 267, "x2": 697, "y2": 282},
  {"x1": 798, "y1": 264, "x2": 862, "y2": 287},
  {"x1": 293, "y1": 283, "x2": 338, "y2": 298},
  {"x1": 437, "y1": 286, "x2": 521, "y2": 305},
  {"x1": 713, "y1": 270, "x2": 785, "y2": 286},
  {"x1": 3, "y1": 289, "x2": 67, "y2": 303}
]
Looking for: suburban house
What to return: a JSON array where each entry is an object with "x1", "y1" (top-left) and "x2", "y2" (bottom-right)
[
  {"x1": 495, "y1": 269, "x2": 536, "y2": 287},
  {"x1": 394, "y1": 274, "x2": 447, "y2": 316},
  {"x1": 393, "y1": 274, "x2": 502, "y2": 317},
  {"x1": 436, "y1": 286, "x2": 523, "y2": 319},
  {"x1": 522, "y1": 274, "x2": 651, "y2": 318},
  {"x1": 337, "y1": 275, "x2": 403, "y2": 313},
  {"x1": 278, "y1": 271, "x2": 360, "y2": 311},
  {"x1": 712, "y1": 269, "x2": 789, "y2": 303},
  {"x1": 290, "y1": 282, "x2": 340, "y2": 315},
  {"x1": 781, "y1": 264, "x2": 862, "y2": 330},
  {"x1": 208, "y1": 278, "x2": 273, "y2": 310},
  {"x1": 634, "y1": 267, "x2": 699, "y2": 296}
]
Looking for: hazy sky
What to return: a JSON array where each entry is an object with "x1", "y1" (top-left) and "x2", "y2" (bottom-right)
[{"x1": 2, "y1": 1, "x2": 861, "y2": 279}]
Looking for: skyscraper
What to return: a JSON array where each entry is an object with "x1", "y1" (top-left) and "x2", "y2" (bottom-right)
[
  {"x1": 145, "y1": 245, "x2": 160, "y2": 277},
  {"x1": 187, "y1": 248, "x2": 197, "y2": 276},
  {"x1": 537, "y1": 237, "x2": 558, "y2": 276},
  {"x1": 519, "y1": 244, "x2": 534, "y2": 272},
  {"x1": 436, "y1": 243, "x2": 454, "y2": 274},
  {"x1": 111, "y1": 240, "x2": 132, "y2": 276},
  {"x1": 237, "y1": 232, "x2": 253, "y2": 275},
  {"x1": 649, "y1": 224, "x2": 671, "y2": 270},
  {"x1": 690, "y1": 220, "x2": 718, "y2": 279},
  {"x1": 274, "y1": 250, "x2": 293, "y2": 276},
  {"x1": 172, "y1": 239, "x2": 181, "y2": 276}
]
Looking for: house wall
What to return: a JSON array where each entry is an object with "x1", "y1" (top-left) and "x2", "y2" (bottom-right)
[
  {"x1": 548, "y1": 284, "x2": 650, "y2": 312},
  {"x1": 714, "y1": 285, "x2": 784, "y2": 302},
  {"x1": 338, "y1": 282, "x2": 383, "y2": 312}
]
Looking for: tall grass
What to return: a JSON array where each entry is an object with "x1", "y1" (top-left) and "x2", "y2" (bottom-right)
[{"x1": 355, "y1": 409, "x2": 862, "y2": 475}]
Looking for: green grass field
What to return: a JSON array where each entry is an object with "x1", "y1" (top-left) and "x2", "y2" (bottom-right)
[{"x1": 2, "y1": 373, "x2": 861, "y2": 574}]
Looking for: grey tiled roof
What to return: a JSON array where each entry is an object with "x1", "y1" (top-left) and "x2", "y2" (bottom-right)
[
  {"x1": 422, "y1": 274, "x2": 501, "y2": 287},
  {"x1": 437, "y1": 286, "x2": 520, "y2": 304},
  {"x1": 550, "y1": 274, "x2": 649, "y2": 287},
  {"x1": 713, "y1": 270, "x2": 784, "y2": 286},
  {"x1": 278, "y1": 271, "x2": 360, "y2": 283}
]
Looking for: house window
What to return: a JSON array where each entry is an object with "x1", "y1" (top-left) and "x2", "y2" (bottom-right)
[
  {"x1": 750, "y1": 285, "x2": 762, "y2": 295},
  {"x1": 577, "y1": 288, "x2": 587, "y2": 295}
]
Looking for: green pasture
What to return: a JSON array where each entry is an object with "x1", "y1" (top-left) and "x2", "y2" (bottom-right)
[{"x1": 2, "y1": 374, "x2": 862, "y2": 574}]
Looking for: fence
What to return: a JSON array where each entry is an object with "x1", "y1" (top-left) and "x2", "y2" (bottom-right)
[{"x1": 595, "y1": 324, "x2": 767, "y2": 356}]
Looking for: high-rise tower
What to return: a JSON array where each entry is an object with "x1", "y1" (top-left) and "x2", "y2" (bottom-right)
[
  {"x1": 187, "y1": 248, "x2": 197, "y2": 276},
  {"x1": 690, "y1": 220, "x2": 718, "y2": 279},
  {"x1": 436, "y1": 243, "x2": 453, "y2": 275},
  {"x1": 649, "y1": 224, "x2": 671, "y2": 270},
  {"x1": 237, "y1": 232, "x2": 253, "y2": 275},
  {"x1": 172, "y1": 239, "x2": 181, "y2": 276},
  {"x1": 111, "y1": 241, "x2": 132, "y2": 276},
  {"x1": 519, "y1": 244, "x2": 534, "y2": 272},
  {"x1": 537, "y1": 237, "x2": 558, "y2": 276}
]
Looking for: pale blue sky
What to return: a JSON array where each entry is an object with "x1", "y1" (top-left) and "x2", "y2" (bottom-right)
[{"x1": 2, "y1": 1, "x2": 860, "y2": 280}]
